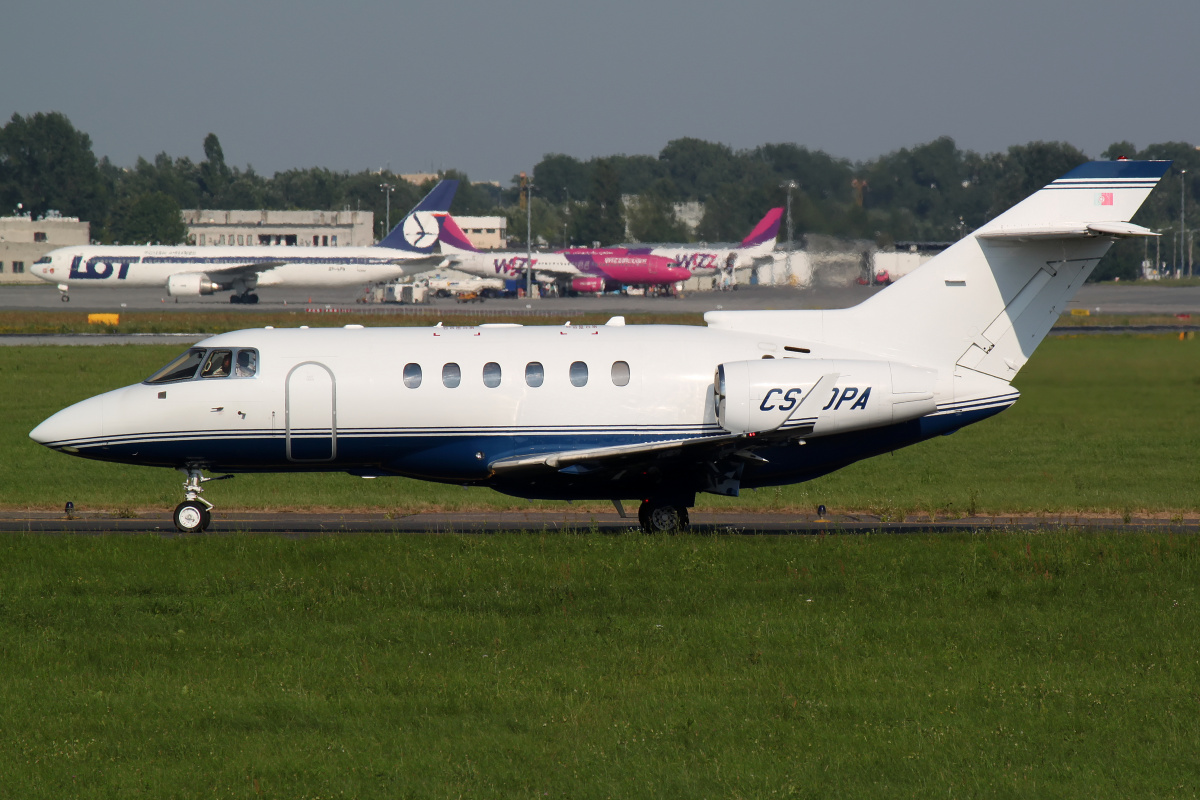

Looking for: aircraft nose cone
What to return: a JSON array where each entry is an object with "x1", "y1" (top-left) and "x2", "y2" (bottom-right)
[{"x1": 29, "y1": 394, "x2": 105, "y2": 450}]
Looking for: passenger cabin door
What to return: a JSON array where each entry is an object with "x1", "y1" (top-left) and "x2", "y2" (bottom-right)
[{"x1": 286, "y1": 362, "x2": 336, "y2": 461}]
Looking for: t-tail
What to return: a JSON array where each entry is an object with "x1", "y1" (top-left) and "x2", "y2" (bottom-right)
[
  {"x1": 738, "y1": 207, "x2": 784, "y2": 257},
  {"x1": 437, "y1": 214, "x2": 481, "y2": 255},
  {"x1": 376, "y1": 179, "x2": 459, "y2": 252},
  {"x1": 707, "y1": 160, "x2": 1172, "y2": 382}
]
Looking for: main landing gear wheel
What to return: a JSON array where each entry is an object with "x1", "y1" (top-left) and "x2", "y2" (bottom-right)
[
  {"x1": 638, "y1": 500, "x2": 690, "y2": 533},
  {"x1": 173, "y1": 501, "x2": 210, "y2": 533},
  {"x1": 230, "y1": 293, "x2": 259, "y2": 304}
]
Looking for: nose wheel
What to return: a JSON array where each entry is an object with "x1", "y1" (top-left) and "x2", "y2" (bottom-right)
[
  {"x1": 173, "y1": 467, "x2": 224, "y2": 532},
  {"x1": 174, "y1": 501, "x2": 211, "y2": 533}
]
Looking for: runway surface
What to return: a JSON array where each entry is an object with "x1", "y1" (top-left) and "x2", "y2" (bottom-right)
[
  {"x1": 5, "y1": 281, "x2": 1200, "y2": 315},
  {"x1": 1, "y1": 509, "x2": 1194, "y2": 535}
]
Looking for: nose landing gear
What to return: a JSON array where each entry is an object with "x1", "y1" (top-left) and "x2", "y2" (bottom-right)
[
  {"x1": 173, "y1": 468, "x2": 229, "y2": 532},
  {"x1": 57, "y1": 283, "x2": 70, "y2": 302}
]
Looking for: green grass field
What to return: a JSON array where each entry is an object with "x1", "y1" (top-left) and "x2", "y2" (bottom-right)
[
  {"x1": 1, "y1": 531, "x2": 1197, "y2": 797},
  {"x1": 4, "y1": 334, "x2": 1198, "y2": 515}
]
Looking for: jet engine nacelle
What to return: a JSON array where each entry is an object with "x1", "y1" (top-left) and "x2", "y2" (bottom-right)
[
  {"x1": 571, "y1": 276, "x2": 605, "y2": 293},
  {"x1": 167, "y1": 272, "x2": 223, "y2": 296},
  {"x1": 715, "y1": 358, "x2": 938, "y2": 436}
]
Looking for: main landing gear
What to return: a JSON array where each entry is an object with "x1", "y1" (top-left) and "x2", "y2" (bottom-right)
[
  {"x1": 230, "y1": 293, "x2": 259, "y2": 304},
  {"x1": 172, "y1": 467, "x2": 224, "y2": 533},
  {"x1": 637, "y1": 499, "x2": 690, "y2": 533}
]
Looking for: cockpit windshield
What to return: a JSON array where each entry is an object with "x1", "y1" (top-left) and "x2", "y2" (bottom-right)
[
  {"x1": 145, "y1": 348, "x2": 206, "y2": 384},
  {"x1": 201, "y1": 350, "x2": 233, "y2": 378},
  {"x1": 35, "y1": 256, "x2": 52, "y2": 264},
  {"x1": 144, "y1": 347, "x2": 259, "y2": 384}
]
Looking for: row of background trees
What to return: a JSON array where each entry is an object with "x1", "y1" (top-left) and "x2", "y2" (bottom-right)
[{"x1": 0, "y1": 112, "x2": 1195, "y2": 280}]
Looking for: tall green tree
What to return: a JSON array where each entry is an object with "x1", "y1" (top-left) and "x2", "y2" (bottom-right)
[
  {"x1": 533, "y1": 155, "x2": 591, "y2": 205},
  {"x1": 0, "y1": 111, "x2": 105, "y2": 221},
  {"x1": 626, "y1": 179, "x2": 689, "y2": 243},
  {"x1": 109, "y1": 191, "x2": 187, "y2": 245},
  {"x1": 198, "y1": 132, "x2": 231, "y2": 203},
  {"x1": 573, "y1": 158, "x2": 624, "y2": 246}
]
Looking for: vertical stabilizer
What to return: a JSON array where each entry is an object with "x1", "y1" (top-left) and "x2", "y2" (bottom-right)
[
  {"x1": 739, "y1": 207, "x2": 784, "y2": 256},
  {"x1": 437, "y1": 214, "x2": 481, "y2": 254},
  {"x1": 706, "y1": 161, "x2": 1171, "y2": 381},
  {"x1": 376, "y1": 179, "x2": 459, "y2": 252}
]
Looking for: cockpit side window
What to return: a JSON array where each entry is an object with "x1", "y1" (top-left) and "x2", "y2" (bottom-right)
[
  {"x1": 234, "y1": 349, "x2": 258, "y2": 377},
  {"x1": 145, "y1": 348, "x2": 206, "y2": 384},
  {"x1": 201, "y1": 350, "x2": 234, "y2": 378},
  {"x1": 35, "y1": 256, "x2": 52, "y2": 264}
]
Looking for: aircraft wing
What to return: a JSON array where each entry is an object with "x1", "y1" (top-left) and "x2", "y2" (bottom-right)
[
  {"x1": 488, "y1": 433, "x2": 744, "y2": 475},
  {"x1": 385, "y1": 254, "x2": 449, "y2": 269},
  {"x1": 487, "y1": 374, "x2": 837, "y2": 478},
  {"x1": 201, "y1": 253, "x2": 448, "y2": 282},
  {"x1": 199, "y1": 261, "x2": 288, "y2": 282}
]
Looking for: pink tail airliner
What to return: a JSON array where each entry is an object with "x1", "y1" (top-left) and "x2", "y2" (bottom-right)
[{"x1": 437, "y1": 207, "x2": 783, "y2": 292}]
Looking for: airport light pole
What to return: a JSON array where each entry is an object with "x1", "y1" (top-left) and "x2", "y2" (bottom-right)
[
  {"x1": 1181, "y1": 169, "x2": 1188, "y2": 276},
  {"x1": 379, "y1": 182, "x2": 394, "y2": 237},
  {"x1": 563, "y1": 187, "x2": 570, "y2": 248},
  {"x1": 780, "y1": 180, "x2": 797, "y2": 286},
  {"x1": 526, "y1": 181, "x2": 535, "y2": 299}
]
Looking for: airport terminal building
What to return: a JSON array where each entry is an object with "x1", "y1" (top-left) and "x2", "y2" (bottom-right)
[
  {"x1": 183, "y1": 209, "x2": 376, "y2": 248},
  {"x1": 0, "y1": 214, "x2": 90, "y2": 284},
  {"x1": 184, "y1": 209, "x2": 505, "y2": 251}
]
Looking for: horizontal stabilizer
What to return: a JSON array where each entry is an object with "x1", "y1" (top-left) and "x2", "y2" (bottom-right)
[{"x1": 977, "y1": 221, "x2": 1159, "y2": 240}]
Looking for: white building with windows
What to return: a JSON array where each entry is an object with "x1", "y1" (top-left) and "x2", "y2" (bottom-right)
[
  {"x1": 183, "y1": 209, "x2": 374, "y2": 248},
  {"x1": 0, "y1": 214, "x2": 89, "y2": 284},
  {"x1": 451, "y1": 216, "x2": 507, "y2": 250}
]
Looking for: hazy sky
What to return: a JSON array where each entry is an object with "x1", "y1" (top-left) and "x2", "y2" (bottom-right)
[{"x1": 3, "y1": 0, "x2": 1196, "y2": 182}]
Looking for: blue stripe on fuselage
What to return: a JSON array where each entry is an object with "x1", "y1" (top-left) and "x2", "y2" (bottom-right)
[{"x1": 55, "y1": 399, "x2": 1013, "y2": 496}]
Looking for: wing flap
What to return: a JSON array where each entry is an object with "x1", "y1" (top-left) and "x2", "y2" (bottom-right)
[
  {"x1": 201, "y1": 260, "x2": 288, "y2": 278},
  {"x1": 488, "y1": 433, "x2": 743, "y2": 476}
]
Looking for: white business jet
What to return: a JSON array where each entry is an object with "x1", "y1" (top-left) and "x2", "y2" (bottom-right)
[
  {"x1": 28, "y1": 181, "x2": 457, "y2": 303},
  {"x1": 30, "y1": 160, "x2": 1171, "y2": 532}
]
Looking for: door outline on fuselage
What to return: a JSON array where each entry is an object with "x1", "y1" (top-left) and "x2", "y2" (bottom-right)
[{"x1": 285, "y1": 361, "x2": 337, "y2": 462}]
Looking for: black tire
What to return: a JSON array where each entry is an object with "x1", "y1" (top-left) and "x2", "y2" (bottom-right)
[
  {"x1": 173, "y1": 501, "x2": 209, "y2": 533},
  {"x1": 61, "y1": 295, "x2": 70, "y2": 302},
  {"x1": 639, "y1": 501, "x2": 689, "y2": 533},
  {"x1": 247, "y1": 294, "x2": 259, "y2": 304},
  {"x1": 230, "y1": 294, "x2": 241, "y2": 304}
]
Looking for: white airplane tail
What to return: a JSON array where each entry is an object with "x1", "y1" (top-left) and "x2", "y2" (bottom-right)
[{"x1": 707, "y1": 160, "x2": 1171, "y2": 381}]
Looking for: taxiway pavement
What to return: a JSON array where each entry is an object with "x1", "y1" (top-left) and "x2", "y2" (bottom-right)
[{"x1": 0, "y1": 509, "x2": 1193, "y2": 535}]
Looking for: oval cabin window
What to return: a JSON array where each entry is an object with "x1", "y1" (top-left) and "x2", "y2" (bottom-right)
[
  {"x1": 525, "y1": 362, "x2": 544, "y2": 387},
  {"x1": 611, "y1": 361, "x2": 630, "y2": 386},
  {"x1": 569, "y1": 361, "x2": 588, "y2": 387},
  {"x1": 403, "y1": 363, "x2": 422, "y2": 388},
  {"x1": 482, "y1": 362, "x2": 502, "y2": 388}
]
